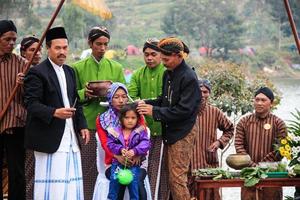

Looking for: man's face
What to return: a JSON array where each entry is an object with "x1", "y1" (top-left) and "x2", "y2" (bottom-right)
[
  {"x1": 254, "y1": 93, "x2": 272, "y2": 115},
  {"x1": 89, "y1": 36, "x2": 109, "y2": 60},
  {"x1": 200, "y1": 86, "x2": 210, "y2": 102},
  {"x1": 47, "y1": 39, "x2": 68, "y2": 66},
  {"x1": 160, "y1": 53, "x2": 180, "y2": 70},
  {"x1": 0, "y1": 31, "x2": 17, "y2": 55},
  {"x1": 22, "y1": 42, "x2": 42, "y2": 65},
  {"x1": 143, "y1": 48, "x2": 161, "y2": 68}
]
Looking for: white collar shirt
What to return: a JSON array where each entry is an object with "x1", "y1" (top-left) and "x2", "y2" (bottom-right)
[{"x1": 49, "y1": 58, "x2": 79, "y2": 152}]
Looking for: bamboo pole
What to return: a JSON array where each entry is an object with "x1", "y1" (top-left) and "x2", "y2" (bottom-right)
[
  {"x1": 0, "y1": 0, "x2": 66, "y2": 121},
  {"x1": 283, "y1": 0, "x2": 300, "y2": 54}
]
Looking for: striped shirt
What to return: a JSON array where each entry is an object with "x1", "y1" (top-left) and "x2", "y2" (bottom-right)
[
  {"x1": 0, "y1": 53, "x2": 27, "y2": 134},
  {"x1": 191, "y1": 103, "x2": 234, "y2": 170},
  {"x1": 235, "y1": 112, "x2": 287, "y2": 166}
]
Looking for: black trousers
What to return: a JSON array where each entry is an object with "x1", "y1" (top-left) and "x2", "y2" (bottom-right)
[
  {"x1": 0, "y1": 128, "x2": 25, "y2": 200},
  {"x1": 138, "y1": 168, "x2": 147, "y2": 200},
  {"x1": 295, "y1": 187, "x2": 300, "y2": 200}
]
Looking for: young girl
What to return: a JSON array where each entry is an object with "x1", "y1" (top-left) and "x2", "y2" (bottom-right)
[{"x1": 107, "y1": 103, "x2": 151, "y2": 200}]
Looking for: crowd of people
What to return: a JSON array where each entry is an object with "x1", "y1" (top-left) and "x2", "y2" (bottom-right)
[{"x1": 0, "y1": 19, "x2": 291, "y2": 200}]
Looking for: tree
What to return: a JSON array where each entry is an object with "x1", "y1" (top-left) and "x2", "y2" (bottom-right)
[
  {"x1": 22, "y1": 8, "x2": 42, "y2": 36},
  {"x1": 81, "y1": 11, "x2": 116, "y2": 37},
  {"x1": 242, "y1": 1, "x2": 277, "y2": 45},
  {"x1": 266, "y1": 0, "x2": 300, "y2": 49},
  {"x1": 61, "y1": 4, "x2": 85, "y2": 46},
  {"x1": 0, "y1": 0, "x2": 31, "y2": 19},
  {"x1": 196, "y1": 59, "x2": 281, "y2": 117},
  {"x1": 161, "y1": 0, "x2": 245, "y2": 59}
]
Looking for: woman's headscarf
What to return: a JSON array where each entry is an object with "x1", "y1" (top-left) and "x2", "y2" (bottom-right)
[{"x1": 99, "y1": 82, "x2": 128, "y2": 130}]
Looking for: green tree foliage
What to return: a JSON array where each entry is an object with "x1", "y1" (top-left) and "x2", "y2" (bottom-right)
[
  {"x1": 161, "y1": 0, "x2": 245, "y2": 59},
  {"x1": 60, "y1": 3, "x2": 116, "y2": 49},
  {"x1": 242, "y1": 1, "x2": 277, "y2": 44},
  {"x1": 22, "y1": 8, "x2": 42, "y2": 35},
  {"x1": 196, "y1": 59, "x2": 281, "y2": 117},
  {"x1": 82, "y1": 12, "x2": 116, "y2": 34},
  {"x1": 0, "y1": 0, "x2": 31, "y2": 19},
  {"x1": 266, "y1": 0, "x2": 300, "y2": 37},
  {"x1": 61, "y1": 4, "x2": 85, "y2": 44}
]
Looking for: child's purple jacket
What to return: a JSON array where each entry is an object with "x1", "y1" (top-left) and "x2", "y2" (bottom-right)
[{"x1": 107, "y1": 125, "x2": 151, "y2": 158}]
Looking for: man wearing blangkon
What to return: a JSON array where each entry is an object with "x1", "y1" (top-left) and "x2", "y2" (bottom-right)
[
  {"x1": 128, "y1": 38, "x2": 167, "y2": 199},
  {"x1": 0, "y1": 19, "x2": 27, "y2": 200},
  {"x1": 235, "y1": 87, "x2": 287, "y2": 200},
  {"x1": 137, "y1": 37, "x2": 201, "y2": 200}
]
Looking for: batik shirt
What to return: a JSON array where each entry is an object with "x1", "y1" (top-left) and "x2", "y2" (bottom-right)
[
  {"x1": 235, "y1": 112, "x2": 287, "y2": 166},
  {"x1": 191, "y1": 103, "x2": 234, "y2": 170},
  {"x1": 0, "y1": 53, "x2": 26, "y2": 134}
]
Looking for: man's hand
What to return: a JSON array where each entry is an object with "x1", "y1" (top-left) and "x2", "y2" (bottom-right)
[
  {"x1": 130, "y1": 155, "x2": 141, "y2": 166},
  {"x1": 80, "y1": 129, "x2": 90, "y2": 145},
  {"x1": 137, "y1": 102, "x2": 153, "y2": 116},
  {"x1": 207, "y1": 141, "x2": 221, "y2": 153},
  {"x1": 136, "y1": 100, "x2": 145, "y2": 104},
  {"x1": 114, "y1": 154, "x2": 132, "y2": 167},
  {"x1": 85, "y1": 84, "x2": 98, "y2": 98},
  {"x1": 53, "y1": 108, "x2": 76, "y2": 119},
  {"x1": 16, "y1": 73, "x2": 25, "y2": 84}
]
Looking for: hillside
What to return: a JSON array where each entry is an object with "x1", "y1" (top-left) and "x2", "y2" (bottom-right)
[
  {"x1": 106, "y1": 0, "x2": 173, "y2": 47},
  {"x1": 2, "y1": 0, "x2": 299, "y2": 77}
]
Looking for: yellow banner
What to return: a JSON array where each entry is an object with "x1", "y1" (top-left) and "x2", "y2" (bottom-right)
[{"x1": 72, "y1": 0, "x2": 112, "y2": 19}]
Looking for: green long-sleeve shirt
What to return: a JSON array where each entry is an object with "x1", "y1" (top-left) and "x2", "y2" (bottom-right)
[
  {"x1": 72, "y1": 56, "x2": 125, "y2": 129},
  {"x1": 128, "y1": 63, "x2": 165, "y2": 136}
]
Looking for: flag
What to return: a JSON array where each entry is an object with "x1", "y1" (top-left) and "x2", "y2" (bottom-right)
[{"x1": 72, "y1": 0, "x2": 112, "y2": 20}]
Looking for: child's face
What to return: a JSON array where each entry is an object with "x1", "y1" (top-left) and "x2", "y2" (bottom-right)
[{"x1": 122, "y1": 110, "x2": 138, "y2": 129}]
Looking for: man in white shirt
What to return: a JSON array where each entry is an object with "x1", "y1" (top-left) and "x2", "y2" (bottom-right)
[{"x1": 24, "y1": 27, "x2": 90, "y2": 200}]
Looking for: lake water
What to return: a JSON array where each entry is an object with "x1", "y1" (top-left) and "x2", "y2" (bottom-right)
[{"x1": 221, "y1": 78, "x2": 300, "y2": 200}]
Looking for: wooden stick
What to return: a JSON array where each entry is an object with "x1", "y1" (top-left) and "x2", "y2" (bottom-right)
[
  {"x1": 0, "y1": 0, "x2": 66, "y2": 121},
  {"x1": 284, "y1": 0, "x2": 300, "y2": 54}
]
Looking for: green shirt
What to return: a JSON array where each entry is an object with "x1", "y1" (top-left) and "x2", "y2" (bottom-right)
[
  {"x1": 128, "y1": 63, "x2": 165, "y2": 136},
  {"x1": 72, "y1": 56, "x2": 126, "y2": 129}
]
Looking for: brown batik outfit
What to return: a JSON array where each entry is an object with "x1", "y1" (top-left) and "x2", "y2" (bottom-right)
[
  {"x1": 191, "y1": 103, "x2": 234, "y2": 200},
  {"x1": 235, "y1": 112, "x2": 287, "y2": 200}
]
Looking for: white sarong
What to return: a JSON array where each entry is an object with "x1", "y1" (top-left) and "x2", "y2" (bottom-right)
[{"x1": 34, "y1": 150, "x2": 84, "y2": 200}]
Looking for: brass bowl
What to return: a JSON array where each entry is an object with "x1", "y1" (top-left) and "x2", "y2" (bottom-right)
[
  {"x1": 226, "y1": 154, "x2": 251, "y2": 170},
  {"x1": 87, "y1": 80, "x2": 112, "y2": 97}
]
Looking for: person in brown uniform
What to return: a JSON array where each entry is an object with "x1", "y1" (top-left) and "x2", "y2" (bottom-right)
[
  {"x1": 191, "y1": 79, "x2": 234, "y2": 200},
  {"x1": 235, "y1": 87, "x2": 287, "y2": 200},
  {"x1": 0, "y1": 20, "x2": 27, "y2": 200}
]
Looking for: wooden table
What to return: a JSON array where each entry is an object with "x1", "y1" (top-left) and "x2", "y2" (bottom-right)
[{"x1": 195, "y1": 177, "x2": 300, "y2": 200}]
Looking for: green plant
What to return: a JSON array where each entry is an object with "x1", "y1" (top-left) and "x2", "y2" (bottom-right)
[
  {"x1": 196, "y1": 59, "x2": 281, "y2": 117},
  {"x1": 240, "y1": 167, "x2": 268, "y2": 187},
  {"x1": 257, "y1": 50, "x2": 277, "y2": 66},
  {"x1": 277, "y1": 109, "x2": 300, "y2": 167},
  {"x1": 284, "y1": 196, "x2": 294, "y2": 200},
  {"x1": 192, "y1": 168, "x2": 233, "y2": 180}
]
